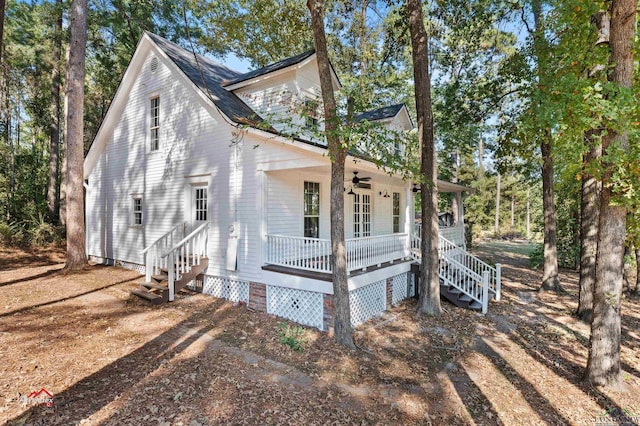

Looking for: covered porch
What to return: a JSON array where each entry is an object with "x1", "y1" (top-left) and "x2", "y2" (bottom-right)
[{"x1": 259, "y1": 159, "x2": 470, "y2": 278}]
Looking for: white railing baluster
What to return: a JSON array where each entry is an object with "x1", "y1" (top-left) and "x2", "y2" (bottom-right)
[{"x1": 264, "y1": 234, "x2": 408, "y2": 274}]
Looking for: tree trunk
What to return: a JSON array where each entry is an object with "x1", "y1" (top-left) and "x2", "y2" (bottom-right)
[
  {"x1": 494, "y1": 173, "x2": 500, "y2": 235},
  {"x1": 451, "y1": 150, "x2": 460, "y2": 225},
  {"x1": 47, "y1": 0, "x2": 63, "y2": 223},
  {"x1": 586, "y1": 0, "x2": 635, "y2": 388},
  {"x1": 407, "y1": 0, "x2": 440, "y2": 316},
  {"x1": 307, "y1": 0, "x2": 354, "y2": 348},
  {"x1": 64, "y1": 0, "x2": 88, "y2": 270},
  {"x1": 577, "y1": 129, "x2": 601, "y2": 321},
  {"x1": 531, "y1": 0, "x2": 561, "y2": 292},
  {"x1": 478, "y1": 138, "x2": 484, "y2": 174},
  {"x1": 0, "y1": 0, "x2": 5, "y2": 63},
  {"x1": 635, "y1": 247, "x2": 640, "y2": 294},
  {"x1": 510, "y1": 193, "x2": 515, "y2": 231},
  {"x1": 539, "y1": 134, "x2": 561, "y2": 291},
  {"x1": 526, "y1": 188, "x2": 531, "y2": 239}
]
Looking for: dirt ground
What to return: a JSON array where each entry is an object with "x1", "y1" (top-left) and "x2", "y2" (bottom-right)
[{"x1": 0, "y1": 241, "x2": 639, "y2": 425}]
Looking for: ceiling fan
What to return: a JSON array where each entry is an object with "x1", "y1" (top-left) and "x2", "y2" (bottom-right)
[{"x1": 346, "y1": 171, "x2": 372, "y2": 185}]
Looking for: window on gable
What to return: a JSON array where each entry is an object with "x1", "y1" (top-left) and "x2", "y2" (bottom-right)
[
  {"x1": 303, "y1": 181, "x2": 320, "y2": 238},
  {"x1": 150, "y1": 96, "x2": 160, "y2": 151},
  {"x1": 132, "y1": 196, "x2": 143, "y2": 226},
  {"x1": 303, "y1": 99, "x2": 320, "y2": 130},
  {"x1": 393, "y1": 192, "x2": 400, "y2": 233}
]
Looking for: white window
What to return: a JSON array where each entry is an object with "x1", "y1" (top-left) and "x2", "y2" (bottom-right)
[
  {"x1": 150, "y1": 96, "x2": 160, "y2": 151},
  {"x1": 303, "y1": 99, "x2": 319, "y2": 130},
  {"x1": 132, "y1": 196, "x2": 143, "y2": 226},
  {"x1": 303, "y1": 181, "x2": 320, "y2": 238},
  {"x1": 353, "y1": 193, "x2": 371, "y2": 238},
  {"x1": 393, "y1": 192, "x2": 400, "y2": 233},
  {"x1": 194, "y1": 187, "x2": 207, "y2": 222}
]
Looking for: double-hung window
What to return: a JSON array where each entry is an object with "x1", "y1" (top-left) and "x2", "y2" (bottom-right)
[
  {"x1": 303, "y1": 181, "x2": 320, "y2": 238},
  {"x1": 132, "y1": 196, "x2": 143, "y2": 226},
  {"x1": 150, "y1": 96, "x2": 160, "y2": 151}
]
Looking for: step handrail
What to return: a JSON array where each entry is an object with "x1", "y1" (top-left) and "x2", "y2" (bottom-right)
[
  {"x1": 161, "y1": 222, "x2": 211, "y2": 258},
  {"x1": 142, "y1": 222, "x2": 185, "y2": 254},
  {"x1": 143, "y1": 222, "x2": 186, "y2": 282},
  {"x1": 411, "y1": 232, "x2": 502, "y2": 311},
  {"x1": 439, "y1": 255, "x2": 489, "y2": 312},
  {"x1": 162, "y1": 222, "x2": 210, "y2": 301}
]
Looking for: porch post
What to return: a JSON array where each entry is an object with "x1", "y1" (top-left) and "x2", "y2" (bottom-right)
[
  {"x1": 257, "y1": 170, "x2": 267, "y2": 270},
  {"x1": 405, "y1": 186, "x2": 413, "y2": 257},
  {"x1": 458, "y1": 191, "x2": 465, "y2": 245},
  {"x1": 405, "y1": 186, "x2": 413, "y2": 234}
]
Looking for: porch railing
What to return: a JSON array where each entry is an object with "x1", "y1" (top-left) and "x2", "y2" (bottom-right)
[
  {"x1": 265, "y1": 233, "x2": 409, "y2": 274},
  {"x1": 415, "y1": 223, "x2": 465, "y2": 248},
  {"x1": 143, "y1": 222, "x2": 186, "y2": 282}
]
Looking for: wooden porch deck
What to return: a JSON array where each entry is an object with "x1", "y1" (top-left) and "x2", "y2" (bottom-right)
[{"x1": 262, "y1": 258, "x2": 414, "y2": 282}]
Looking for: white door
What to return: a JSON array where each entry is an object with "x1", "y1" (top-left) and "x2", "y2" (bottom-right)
[
  {"x1": 353, "y1": 192, "x2": 371, "y2": 238},
  {"x1": 191, "y1": 185, "x2": 208, "y2": 231}
]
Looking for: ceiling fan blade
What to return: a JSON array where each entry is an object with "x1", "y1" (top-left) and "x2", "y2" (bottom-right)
[{"x1": 360, "y1": 177, "x2": 372, "y2": 181}]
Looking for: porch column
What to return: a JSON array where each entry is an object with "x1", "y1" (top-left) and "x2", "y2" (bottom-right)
[
  {"x1": 257, "y1": 170, "x2": 267, "y2": 269},
  {"x1": 405, "y1": 186, "x2": 413, "y2": 235}
]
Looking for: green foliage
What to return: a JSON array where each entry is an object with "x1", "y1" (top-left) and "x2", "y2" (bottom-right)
[{"x1": 278, "y1": 322, "x2": 305, "y2": 352}]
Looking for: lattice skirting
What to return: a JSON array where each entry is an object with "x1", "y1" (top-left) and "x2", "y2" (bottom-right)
[
  {"x1": 350, "y1": 280, "x2": 386, "y2": 326},
  {"x1": 391, "y1": 272, "x2": 415, "y2": 305},
  {"x1": 267, "y1": 286, "x2": 324, "y2": 330},
  {"x1": 116, "y1": 260, "x2": 145, "y2": 275},
  {"x1": 191, "y1": 275, "x2": 250, "y2": 303}
]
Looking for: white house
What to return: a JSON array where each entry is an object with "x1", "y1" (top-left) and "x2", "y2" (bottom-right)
[{"x1": 84, "y1": 32, "x2": 500, "y2": 331}]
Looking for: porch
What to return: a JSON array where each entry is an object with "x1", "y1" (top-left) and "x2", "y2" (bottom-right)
[{"x1": 263, "y1": 225, "x2": 466, "y2": 277}]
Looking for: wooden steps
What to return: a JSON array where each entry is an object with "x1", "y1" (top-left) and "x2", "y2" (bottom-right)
[{"x1": 131, "y1": 258, "x2": 208, "y2": 305}]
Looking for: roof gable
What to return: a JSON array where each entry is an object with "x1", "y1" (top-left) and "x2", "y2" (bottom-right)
[
  {"x1": 146, "y1": 32, "x2": 263, "y2": 127},
  {"x1": 224, "y1": 50, "x2": 315, "y2": 88}
]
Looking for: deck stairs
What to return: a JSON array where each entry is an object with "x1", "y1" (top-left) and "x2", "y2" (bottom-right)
[
  {"x1": 131, "y1": 257, "x2": 209, "y2": 305},
  {"x1": 131, "y1": 222, "x2": 210, "y2": 305},
  {"x1": 411, "y1": 231, "x2": 501, "y2": 313}
]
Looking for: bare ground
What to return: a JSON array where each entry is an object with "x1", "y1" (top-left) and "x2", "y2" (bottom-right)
[{"x1": 0, "y1": 241, "x2": 638, "y2": 425}]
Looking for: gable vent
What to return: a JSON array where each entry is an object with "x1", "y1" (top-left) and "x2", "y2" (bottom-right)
[{"x1": 150, "y1": 57, "x2": 159, "y2": 73}]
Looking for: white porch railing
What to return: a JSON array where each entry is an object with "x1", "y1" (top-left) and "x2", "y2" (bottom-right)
[
  {"x1": 143, "y1": 222, "x2": 186, "y2": 282},
  {"x1": 265, "y1": 233, "x2": 409, "y2": 274},
  {"x1": 265, "y1": 235, "x2": 332, "y2": 273},
  {"x1": 411, "y1": 232, "x2": 501, "y2": 314},
  {"x1": 163, "y1": 222, "x2": 210, "y2": 301},
  {"x1": 415, "y1": 223, "x2": 465, "y2": 248},
  {"x1": 346, "y1": 234, "x2": 409, "y2": 272}
]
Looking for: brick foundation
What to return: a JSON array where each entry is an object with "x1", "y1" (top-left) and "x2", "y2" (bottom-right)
[
  {"x1": 386, "y1": 277, "x2": 393, "y2": 308},
  {"x1": 248, "y1": 282, "x2": 267, "y2": 312},
  {"x1": 323, "y1": 294, "x2": 334, "y2": 331}
]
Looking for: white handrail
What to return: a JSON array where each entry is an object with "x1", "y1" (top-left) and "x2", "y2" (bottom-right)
[
  {"x1": 142, "y1": 222, "x2": 185, "y2": 254},
  {"x1": 412, "y1": 231, "x2": 501, "y2": 313},
  {"x1": 162, "y1": 222, "x2": 210, "y2": 301},
  {"x1": 143, "y1": 222, "x2": 186, "y2": 282}
]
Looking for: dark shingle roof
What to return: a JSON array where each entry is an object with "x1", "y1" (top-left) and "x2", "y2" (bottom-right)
[
  {"x1": 354, "y1": 104, "x2": 404, "y2": 123},
  {"x1": 146, "y1": 32, "x2": 264, "y2": 127},
  {"x1": 223, "y1": 50, "x2": 316, "y2": 87}
]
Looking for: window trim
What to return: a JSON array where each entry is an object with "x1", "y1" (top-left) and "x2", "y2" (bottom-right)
[
  {"x1": 193, "y1": 186, "x2": 208, "y2": 222},
  {"x1": 131, "y1": 195, "x2": 143, "y2": 227},
  {"x1": 392, "y1": 192, "x2": 401, "y2": 233},
  {"x1": 150, "y1": 96, "x2": 160, "y2": 152},
  {"x1": 303, "y1": 181, "x2": 320, "y2": 239}
]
